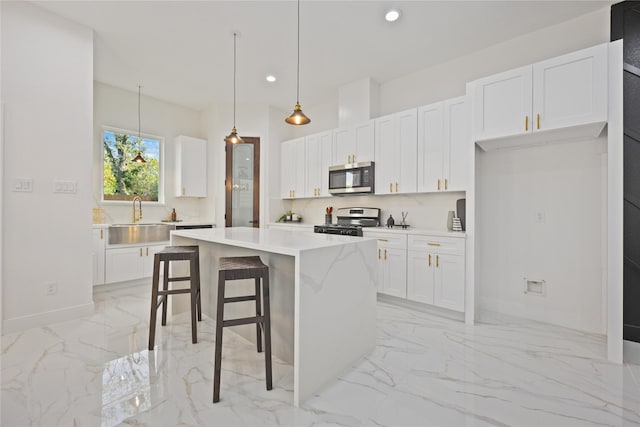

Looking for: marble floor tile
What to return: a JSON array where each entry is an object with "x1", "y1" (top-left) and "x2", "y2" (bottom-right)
[{"x1": 2, "y1": 285, "x2": 639, "y2": 427}]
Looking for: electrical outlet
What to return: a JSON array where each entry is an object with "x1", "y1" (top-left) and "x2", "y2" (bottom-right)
[
  {"x1": 45, "y1": 282, "x2": 57, "y2": 295},
  {"x1": 53, "y1": 180, "x2": 77, "y2": 194},
  {"x1": 535, "y1": 211, "x2": 546, "y2": 223},
  {"x1": 12, "y1": 178, "x2": 33, "y2": 192}
]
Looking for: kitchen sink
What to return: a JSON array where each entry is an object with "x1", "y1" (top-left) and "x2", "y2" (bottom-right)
[{"x1": 108, "y1": 223, "x2": 175, "y2": 245}]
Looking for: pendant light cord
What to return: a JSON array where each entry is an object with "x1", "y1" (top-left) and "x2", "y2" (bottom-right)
[
  {"x1": 296, "y1": 0, "x2": 300, "y2": 104},
  {"x1": 137, "y1": 84, "x2": 142, "y2": 139},
  {"x1": 233, "y1": 32, "x2": 237, "y2": 128}
]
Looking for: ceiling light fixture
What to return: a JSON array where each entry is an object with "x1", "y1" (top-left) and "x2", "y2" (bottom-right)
[
  {"x1": 266, "y1": 75, "x2": 277, "y2": 83},
  {"x1": 132, "y1": 84, "x2": 146, "y2": 163},
  {"x1": 385, "y1": 9, "x2": 400, "y2": 22},
  {"x1": 285, "y1": 0, "x2": 311, "y2": 125},
  {"x1": 224, "y1": 32, "x2": 244, "y2": 144}
]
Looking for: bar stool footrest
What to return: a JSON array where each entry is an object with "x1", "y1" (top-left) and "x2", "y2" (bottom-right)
[
  {"x1": 224, "y1": 295, "x2": 257, "y2": 303},
  {"x1": 222, "y1": 316, "x2": 264, "y2": 327}
]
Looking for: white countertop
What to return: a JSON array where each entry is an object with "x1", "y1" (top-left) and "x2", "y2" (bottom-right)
[
  {"x1": 172, "y1": 226, "x2": 370, "y2": 256},
  {"x1": 364, "y1": 227, "x2": 466, "y2": 238},
  {"x1": 93, "y1": 221, "x2": 215, "y2": 229}
]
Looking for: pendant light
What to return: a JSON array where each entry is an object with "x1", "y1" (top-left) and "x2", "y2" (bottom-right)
[
  {"x1": 224, "y1": 32, "x2": 244, "y2": 144},
  {"x1": 285, "y1": 0, "x2": 311, "y2": 125},
  {"x1": 132, "y1": 84, "x2": 146, "y2": 163}
]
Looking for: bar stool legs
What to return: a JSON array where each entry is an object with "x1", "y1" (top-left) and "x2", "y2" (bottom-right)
[
  {"x1": 213, "y1": 256, "x2": 272, "y2": 403},
  {"x1": 148, "y1": 246, "x2": 202, "y2": 351}
]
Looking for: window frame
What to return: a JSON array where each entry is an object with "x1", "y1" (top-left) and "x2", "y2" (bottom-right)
[{"x1": 101, "y1": 125, "x2": 166, "y2": 205}]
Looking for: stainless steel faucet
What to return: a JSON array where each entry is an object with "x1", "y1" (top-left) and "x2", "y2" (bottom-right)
[{"x1": 132, "y1": 195, "x2": 142, "y2": 223}]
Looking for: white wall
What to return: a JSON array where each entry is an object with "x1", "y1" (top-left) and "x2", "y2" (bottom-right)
[
  {"x1": 476, "y1": 138, "x2": 607, "y2": 334},
  {"x1": 379, "y1": 7, "x2": 610, "y2": 115},
  {"x1": 93, "y1": 82, "x2": 207, "y2": 224},
  {"x1": 1, "y1": 2, "x2": 94, "y2": 332},
  {"x1": 290, "y1": 100, "x2": 338, "y2": 139}
]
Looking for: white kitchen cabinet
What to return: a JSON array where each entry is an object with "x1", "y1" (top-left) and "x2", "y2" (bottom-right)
[
  {"x1": 92, "y1": 227, "x2": 106, "y2": 286},
  {"x1": 175, "y1": 136, "x2": 207, "y2": 197},
  {"x1": 417, "y1": 97, "x2": 469, "y2": 192},
  {"x1": 305, "y1": 131, "x2": 333, "y2": 197},
  {"x1": 407, "y1": 234, "x2": 465, "y2": 312},
  {"x1": 105, "y1": 243, "x2": 167, "y2": 284},
  {"x1": 366, "y1": 231, "x2": 407, "y2": 298},
  {"x1": 280, "y1": 137, "x2": 305, "y2": 199},
  {"x1": 333, "y1": 120, "x2": 374, "y2": 165},
  {"x1": 375, "y1": 108, "x2": 418, "y2": 194},
  {"x1": 473, "y1": 43, "x2": 607, "y2": 147}
]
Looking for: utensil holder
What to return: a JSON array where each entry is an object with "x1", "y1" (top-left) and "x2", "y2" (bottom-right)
[{"x1": 325, "y1": 214, "x2": 332, "y2": 224}]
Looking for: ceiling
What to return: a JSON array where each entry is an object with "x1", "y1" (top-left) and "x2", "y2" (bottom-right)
[{"x1": 34, "y1": 1, "x2": 611, "y2": 112}]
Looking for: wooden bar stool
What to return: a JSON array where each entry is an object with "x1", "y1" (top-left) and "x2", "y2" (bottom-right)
[
  {"x1": 213, "y1": 256, "x2": 272, "y2": 403},
  {"x1": 148, "y1": 245, "x2": 202, "y2": 351}
]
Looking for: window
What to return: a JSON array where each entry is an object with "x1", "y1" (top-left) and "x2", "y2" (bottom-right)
[{"x1": 102, "y1": 128, "x2": 163, "y2": 202}]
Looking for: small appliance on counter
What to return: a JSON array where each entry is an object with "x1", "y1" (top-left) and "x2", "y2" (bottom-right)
[{"x1": 314, "y1": 207, "x2": 380, "y2": 236}]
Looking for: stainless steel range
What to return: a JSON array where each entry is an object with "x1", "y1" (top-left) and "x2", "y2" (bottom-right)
[{"x1": 313, "y1": 207, "x2": 380, "y2": 237}]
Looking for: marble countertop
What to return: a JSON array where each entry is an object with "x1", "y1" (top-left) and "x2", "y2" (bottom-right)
[{"x1": 172, "y1": 226, "x2": 370, "y2": 256}]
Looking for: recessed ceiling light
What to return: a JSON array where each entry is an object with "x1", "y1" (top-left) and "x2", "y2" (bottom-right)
[
  {"x1": 385, "y1": 9, "x2": 400, "y2": 22},
  {"x1": 266, "y1": 75, "x2": 277, "y2": 83}
]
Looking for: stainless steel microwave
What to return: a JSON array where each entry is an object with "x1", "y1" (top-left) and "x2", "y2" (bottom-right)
[{"x1": 328, "y1": 161, "x2": 375, "y2": 195}]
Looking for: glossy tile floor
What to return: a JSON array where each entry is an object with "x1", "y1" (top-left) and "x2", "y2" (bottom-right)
[{"x1": 2, "y1": 285, "x2": 640, "y2": 426}]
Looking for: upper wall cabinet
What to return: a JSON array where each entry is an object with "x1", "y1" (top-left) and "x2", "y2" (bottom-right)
[
  {"x1": 305, "y1": 131, "x2": 333, "y2": 198},
  {"x1": 175, "y1": 136, "x2": 207, "y2": 197},
  {"x1": 281, "y1": 137, "x2": 305, "y2": 199},
  {"x1": 417, "y1": 96, "x2": 469, "y2": 192},
  {"x1": 333, "y1": 120, "x2": 375, "y2": 165},
  {"x1": 472, "y1": 43, "x2": 607, "y2": 150},
  {"x1": 375, "y1": 108, "x2": 418, "y2": 194}
]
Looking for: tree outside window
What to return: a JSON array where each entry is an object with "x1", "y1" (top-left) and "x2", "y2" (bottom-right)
[{"x1": 103, "y1": 129, "x2": 161, "y2": 202}]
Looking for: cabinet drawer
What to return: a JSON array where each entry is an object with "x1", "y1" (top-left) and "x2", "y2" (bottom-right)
[
  {"x1": 365, "y1": 232, "x2": 407, "y2": 249},
  {"x1": 408, "y1": 235, "x2": 464, "y2": 255}
]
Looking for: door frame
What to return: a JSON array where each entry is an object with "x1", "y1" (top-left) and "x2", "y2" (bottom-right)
[{"x1": 225, "y1": 137, "x2": 260, "y2": 228}]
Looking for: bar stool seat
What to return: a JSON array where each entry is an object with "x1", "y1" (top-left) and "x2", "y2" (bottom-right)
[
  {"x1": 148, "y1": 245, "x2": 202, "y2": 351},
  {"x1": 213, "y1": 256, "x2": 272, "y2": 403}
]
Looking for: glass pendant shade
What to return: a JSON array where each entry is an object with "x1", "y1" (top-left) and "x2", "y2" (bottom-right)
[
  {"x1": 224, "y1": 127, "x2": 244, "y2": 144},
  {"x1": 285, "y1": 104, "x2": 311, "y2": 125}
]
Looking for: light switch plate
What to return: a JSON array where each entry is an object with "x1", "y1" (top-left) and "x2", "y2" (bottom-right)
[
  {"x1": 12, "y1": 178, "x2": 33, "y2": 192},
  {"x1": 53, "y1": 180, "x2": 77, "y2": 194}
]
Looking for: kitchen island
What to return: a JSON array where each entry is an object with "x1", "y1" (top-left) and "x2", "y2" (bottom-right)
[{"x1": 170, "y1": 227, "x2": 377, "y2": 406}]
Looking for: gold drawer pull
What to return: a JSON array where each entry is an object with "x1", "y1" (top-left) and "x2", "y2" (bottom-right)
[
  {"x1": 537, "y1": 113, "x2": 540, "y2": 129},
  {"x1": 377, "y1": 238, "x2": 388, "y2": 242},
  {"x1": 437, "y1": 179, "x2": 441, "y2": 191},
  {"x1": 444, "y1": 179, "x2": 448, "y2": 190},
  {"x1": 100, "y1": 229, "x2": 103, "y2": 239},
  {"x1": 389, "y1": 183, "x2": 393, "y2": 192},
  {"x1": 139, "y1": 248, "x2": 143, "y2": 257},
  {"x1": 428, "y1": 254, "x2": 431, "y2": 266},
  {"x1": 436, "y1": 255, "x2": 439, "y2": 268},
  {"x1": 378, "y1": 248, "x2": 381, "y2": 259},
  {"x1": 146, "y1": 247, "x2": 149, "y2": 256},
  {"x1": 384, "y1": 249, "x2": 387, "y2": 260},
  {"x1": 396, "y1": 182, "x2": 398, "y2": 192},
  {"x1": 427, "y1": 242, "x2": 441, "y2": 247},
  {"x1": 525, "y1": 115, "x2": 529, "y2": 131}
]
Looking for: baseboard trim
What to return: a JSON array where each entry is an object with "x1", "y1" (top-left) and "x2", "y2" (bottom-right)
[
  {"x1": 624, "y1": 340, "x2": 640, "y2": 364},
  {"x1": 2, "y1": 302, "x2": 95, "y2": 335},
  {"x1": 377, "y1": 294, "x2": 465, "y2": 322}
]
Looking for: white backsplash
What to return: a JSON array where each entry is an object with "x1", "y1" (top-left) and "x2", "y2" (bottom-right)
[{"x1": 287, "y1": 191, "x2": 466, "y2": 230}]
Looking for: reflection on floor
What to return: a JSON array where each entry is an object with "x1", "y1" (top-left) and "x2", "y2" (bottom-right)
[{"x1": 2, "y1": 285, "x2": 640, "y2": 426}]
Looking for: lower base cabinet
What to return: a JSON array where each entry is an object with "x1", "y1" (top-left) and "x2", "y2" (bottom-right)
[
  {"x1": 407, "y1": 235, "x2": 465, "y2": 312},
  {"x1": 105, "y1": 243, "x2": 167, "y2": 284}
]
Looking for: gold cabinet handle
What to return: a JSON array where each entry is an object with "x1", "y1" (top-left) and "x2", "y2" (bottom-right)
[
  {"x1": 525, "y1": 115, "x2": 529, "y2": 131},
  {"x1": 428, "y1": 254, "x2": 431, "y2": 267},
  {"x1": 384, "y1": 249, "x2": 387, "y2": 260},
  {"x1": 437, "y1": 179, "x2": 441, "y2": 191},
  {"x1": 389, "y1": 182, "x2": 393, "y2": 192},
  {"x1": 182, "y1": 187, "x2": 186, "y2": 196},
  {"x1": 444, "y1": 179, "x2": 448, "y2": 190},
  {"x1": 377, "y1": 238, "x2": 388, "y2": 242},
  {"x1": 436, "y1": 255, "x2": 439, "y2": 268},
  {"x1": 353, "y1": 154, "x2": 356, "y2": 163},
  {"x1": 146, "y1": 247, "x2": 149, "y2": 256},
  {"x1": 140, "y1": 248, "x2": 143, "y2": 257},
  {"x1": 537, "y1": 113, "x2": 540, "y2": 130},
  {"x1": 427, "y1": 242, "x2": 441, "y2": 247},
  {"x1": 100, "y1": 229, "x2": 103, "y2": 239},
  {"x1": 396, "y1": 182, "x2": 399, "y2": 192},
  {"x1": 378, "y1": 248, "x2": 381, "y2": 259}
]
